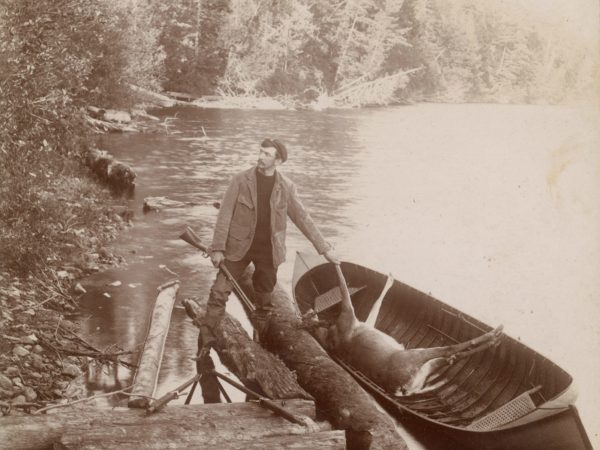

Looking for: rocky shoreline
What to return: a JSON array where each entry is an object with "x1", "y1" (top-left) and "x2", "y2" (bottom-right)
[{"x1": 0, "y1": 160, "x2": 135, "y2": 417}]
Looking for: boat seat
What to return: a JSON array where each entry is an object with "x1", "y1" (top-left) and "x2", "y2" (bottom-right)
[
  {"x1": 465, "y1": 385, "x2": 542, "y2": 431},
  {"x1": 314, "y1": 285, "x2": 366, "y2": 313}
]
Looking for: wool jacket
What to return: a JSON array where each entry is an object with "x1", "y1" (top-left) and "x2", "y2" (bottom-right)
[{"x1": 211, "y1": 167, "x2": 330, "y2": 267}]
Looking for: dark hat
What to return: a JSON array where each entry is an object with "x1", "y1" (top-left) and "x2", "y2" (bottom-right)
[{"x1": 261, "y1": 138, "x2": 288, "y2": 163}]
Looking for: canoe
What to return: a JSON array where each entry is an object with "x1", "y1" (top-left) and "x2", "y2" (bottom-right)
[{"x1": 292, "y1": 252, "x2": 592, "y2": 450}]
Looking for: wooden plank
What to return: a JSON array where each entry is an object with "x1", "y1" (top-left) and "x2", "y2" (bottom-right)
[
  {"x1": 60, "y1": 400, "x2": 332, "y2": 449},
  {"x1": 62, "y1": 430, "x2": 346, "y2": 450},
  {"x1": 0, "y1": 400, "x2": 317, "y2": 450},
  {"x1": 128, "y1": 282, "x2": 179, "y2": 408}
]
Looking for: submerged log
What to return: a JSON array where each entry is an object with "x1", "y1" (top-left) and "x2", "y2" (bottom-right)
[
  {"x1": 142, "y1": 196, "x2": 187, "y2": 213},
  {"x1": 182, "y1": 297, "x2": 312, "y2": 401},
  {"x1": 238, "y1": 269, "x2": 407, "y2": 450},
  {"x1": 1, "y1": 400, "x2": 343, "y2": 450},
  {"x1": 128, "y1": 281, "x2": 179, "y2": 408}
]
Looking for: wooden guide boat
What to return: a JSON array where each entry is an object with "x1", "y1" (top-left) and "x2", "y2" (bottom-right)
[{"x1": 292, "y1": 252, "x2": 592, "y2": 449}]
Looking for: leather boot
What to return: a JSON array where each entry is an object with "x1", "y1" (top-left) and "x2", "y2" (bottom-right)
[
  {"x1": 198, "y1": 306, "x2": 222, "y2": 355},
  {"x1": 199, "y1": 325, "x2": 216, "y2": 350},
  {"x1": 254, "y1": 291, "x2": 274, "y2": 311},
  {"x1": 252, "y1": 291, "x2": 274, "y2": 338}
]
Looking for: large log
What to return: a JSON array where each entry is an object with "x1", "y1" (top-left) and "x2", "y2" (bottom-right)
[
  {"x1": 85, "y1": 148, "x2": 136, "y2": 194},
  {"x1": 128, "y1": 84, "x2": 177, "y2": 108},
  {"x1": 238, "y1": 269, "x2": 407, "y2": 450},
  {"x1": 182, "y1": 297, "x2": 312, "y2": 400},
  {"x1": 128, "y1": 282, "x2": 179, "y2": 408},
  {"x1": 0, "y1": 400, "x2": 341, "y2": 450},
  {"x1": 62, "y1": 430, "x2": 346, "y2": 450}
]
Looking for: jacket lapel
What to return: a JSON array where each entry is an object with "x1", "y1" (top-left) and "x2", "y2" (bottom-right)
[
  {"x1": 271, "y1": 171, "x2": 282, "y2": 207},
  {"x1": 245, "y1": 167, "x2": 258, "y2": 209}
]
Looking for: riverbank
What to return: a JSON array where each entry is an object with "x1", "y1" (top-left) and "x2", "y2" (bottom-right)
[
  {"x1": 0, "y1": 171, "x2": 134, "y2": 416},
  {"x1": 0, "y1": 85, "x2": 192, "y2": 417}
]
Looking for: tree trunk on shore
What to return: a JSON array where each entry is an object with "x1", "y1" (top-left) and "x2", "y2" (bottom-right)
[
  {"x1": 236, "y1": 269, "x2": 406, "y2": 450},
  {"x1": 182, "y1": 296, "x2": 312, "y2": 401}
]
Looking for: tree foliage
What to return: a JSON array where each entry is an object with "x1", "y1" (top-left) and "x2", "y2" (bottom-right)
[
  {"x1": 188, "y1": 0, "x2": 595, "y2": 104},
  {"x1": 0, "y1": 0, "x2": 163, "y2": 274},
  {"x1": 151, "y1": 0, "x2": 228, "y2": 95}
]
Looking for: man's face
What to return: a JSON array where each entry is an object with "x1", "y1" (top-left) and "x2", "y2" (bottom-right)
[{"x1": 257, "y1": 146, "x2": 279, "y2": 171}]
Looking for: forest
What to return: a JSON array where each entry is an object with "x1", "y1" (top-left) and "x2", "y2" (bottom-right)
[
  {"x1": 154, "y1": 0, "x2": 597, "y2": 106},
  {"x1": 0, "y1": 0, "x2": 598, "y2": 273}
]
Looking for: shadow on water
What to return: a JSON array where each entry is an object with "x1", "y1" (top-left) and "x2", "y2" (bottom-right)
[{"x1": 75, "y1": 104, "x2": 599, "y2": 449}]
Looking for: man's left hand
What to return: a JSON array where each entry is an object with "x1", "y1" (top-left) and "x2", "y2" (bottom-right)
[{"x1": 323, "y1": 249, "x2": 340, "y2": 265}]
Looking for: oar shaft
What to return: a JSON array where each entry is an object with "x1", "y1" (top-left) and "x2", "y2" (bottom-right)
[
  {"x1": 147, "y1": 374, "x2": 200, "y2": 414},
  {"x1": 212, "y1": 371, "x2": 305, "y2": 425}
]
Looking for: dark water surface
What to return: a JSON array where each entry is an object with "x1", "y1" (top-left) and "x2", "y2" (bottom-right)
[{"x1": 77, "y1": 104, "x2": 599, "y2": 448}]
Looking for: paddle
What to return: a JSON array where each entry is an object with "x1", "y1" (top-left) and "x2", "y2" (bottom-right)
[
  {"x1": 212, "y1": 370, "x2": 314, "y2": 427},
  {"x1": 333, "y1": 264, "x2": 353, "y2": 307},
  {"x1": 146, "y1": 373, "x2": 200, "y2": 414},
  {"x1": 364, "y1": 273, "x2": 394, "y2": 327}
]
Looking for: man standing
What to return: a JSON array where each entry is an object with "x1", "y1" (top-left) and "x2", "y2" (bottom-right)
[{"x1": 200, "y1": 138, "x2": 338, "y2": 349}]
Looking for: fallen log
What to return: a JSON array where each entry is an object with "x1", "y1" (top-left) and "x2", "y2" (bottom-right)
[
  {"x1": 62, "y1": 430, "x2": 345, "y2": 450},
  {"x1": 0, "y1": 400, "x2": 341, "y2": 450},
  {"x1": 85, "y1": 148, "x2": 136, "y2": 194},
  {"x1": 131, "y1": 108, "x2": 160, "y2": 122},
  {"x1": 84, "y1": 115, "x2": 138, "y2": 133},
  {"x1": 238, "y1": 268, "x2": 407, "y2": 450},
  {"x1": 128, "y1": 84, "x2": 177, "y2": 108},
  {"x1": 86, "y1": 106, "x2": 132, "y2": 124},
  {"x1": 182, "y1": 296, "x2": 312, "y2": 401},
  {"x1": 128, "y1": 281, "x2": 179, "y2": 408},
  {"x1": 165, "y1": 91, "x2": 197, "y2": 102}
]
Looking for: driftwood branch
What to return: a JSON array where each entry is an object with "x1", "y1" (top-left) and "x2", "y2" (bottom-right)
[{"x1": 33, "y1": 385, "x2": 135, "y2": 415}]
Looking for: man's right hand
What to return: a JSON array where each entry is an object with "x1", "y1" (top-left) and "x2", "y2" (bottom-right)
[{"x1": 210, "y1": 250, "x2": 225, "y2": 268}]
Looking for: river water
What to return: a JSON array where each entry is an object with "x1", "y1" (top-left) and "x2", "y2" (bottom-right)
[{"x1": 77, "y1": 103, "x2": 599, "y2": 447}]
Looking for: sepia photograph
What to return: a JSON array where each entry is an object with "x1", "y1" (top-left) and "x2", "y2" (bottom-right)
[{"x1": 1, "y1": 0, "x2": 598, "y2": 448}]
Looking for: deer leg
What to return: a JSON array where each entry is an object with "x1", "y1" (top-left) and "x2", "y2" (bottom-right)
[
  {"x1": 402, "y1": 325, "x2": 503, "y2": 363},
  {"x1": 445, "y1": 330, "x2": 502, "y2": 364},
  {"x1": 398, "y1": 357, "x2": 452, "y2": 396},
  {"x1": 397, "y1": 328, "x2": 502, "y2": 396}
]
